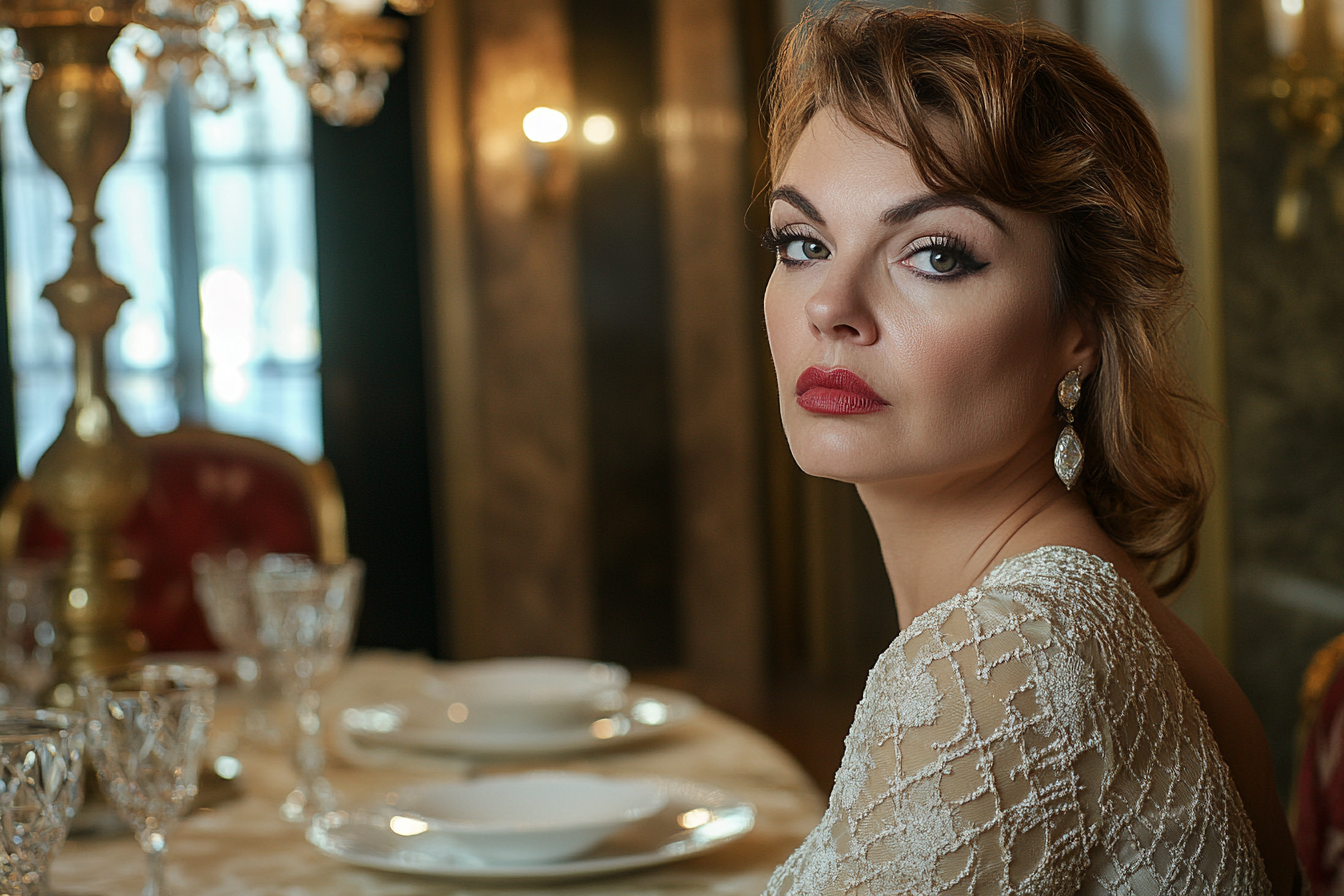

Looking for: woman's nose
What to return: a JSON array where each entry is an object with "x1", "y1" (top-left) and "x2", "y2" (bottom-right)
[{"x1": 804, "y1": 274, "x2": 878, "y2": 345}]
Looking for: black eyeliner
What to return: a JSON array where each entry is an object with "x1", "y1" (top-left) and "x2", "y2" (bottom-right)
[
  {"x1": 906, "y1": 233, "x2": 989, "y2": 278},
  {"x1": 762, "y1": 226, "x2": 825, "y2": 267}
]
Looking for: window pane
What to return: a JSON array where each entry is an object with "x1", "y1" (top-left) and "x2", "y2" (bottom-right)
[
  {"x1": 2, "y1": 79, "x2": 75, "y2": 443},
  {"x1": 192, "y1": 52, "x2": 322, "y2": 458}
]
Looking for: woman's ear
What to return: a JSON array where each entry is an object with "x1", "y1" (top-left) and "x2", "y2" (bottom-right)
[{"x1": 1060, "y1": 308, "x2": 1100, "y2": 378}]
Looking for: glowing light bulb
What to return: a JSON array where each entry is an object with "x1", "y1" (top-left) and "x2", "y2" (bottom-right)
[
  {"x1": 1282, "y1": 0, "x2": 1303, "y2": 15},
  {"x1": 523, "y1": 107, "x2": 569, "y2": 143},
  {"x1": 582, "y1": 114, "x2": 617, "y2": 145}
]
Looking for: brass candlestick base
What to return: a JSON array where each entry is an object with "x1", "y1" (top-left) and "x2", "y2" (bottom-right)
[{"x1": 1, "y1": 5, "x2": 150, "y2": 703}]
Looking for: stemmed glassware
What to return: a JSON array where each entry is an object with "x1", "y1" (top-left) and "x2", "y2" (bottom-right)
[
  {"x1": 250, "y1": 554, "x2": 364, "y2": 822},
  {"x1": 80, "y1": 663, "x2": 216, "y2": 896},
  {"x1": 0, "y1": 563, "x2": 59, "y2": 706},
  {"x1": 0, "y1": 708, "x2": 84, "y2": 896},
  {"x1": 192, "y1": 551, "x2": 282, "y2": 747}
]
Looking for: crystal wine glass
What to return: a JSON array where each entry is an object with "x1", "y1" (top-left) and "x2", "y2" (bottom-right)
[
  {"x1": 0, "y1": 563, "x2": 59, "y2": 706},
  {"x1": 0, "y1": 709, "x2": 84, "y2": 896},
  {"x1": 250, "y1": 554, "x2": 363, "y2": 822},
  {"x1": 80, "y1": 664, "x2": 216, "y2": 896},
  {"x1": 192, "y1": 551, "x2": 282, "y2": 746}
]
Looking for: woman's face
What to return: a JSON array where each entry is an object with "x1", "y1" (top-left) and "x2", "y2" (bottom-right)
[{"x1": 765, "y1": 109, "x2": 1090, "y2": 487}]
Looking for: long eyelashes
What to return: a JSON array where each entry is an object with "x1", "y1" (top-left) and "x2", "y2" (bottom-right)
[
  {"x1": 762, "y1": 227, "x2": 991, "y2": 279},
  {"x1": 761, "y1": 226, "x2": 825, "y2": 267},
  {"x1": 903, "y1": 233, "x2": 989, "y2": 279},
  {"x1": 759, "y1": 226, "x2": 792, "y2": 253}
]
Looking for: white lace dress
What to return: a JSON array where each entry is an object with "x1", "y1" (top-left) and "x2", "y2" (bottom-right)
[{"x1": 764, "y1": 546, "x2": 1270, "y2": 896}]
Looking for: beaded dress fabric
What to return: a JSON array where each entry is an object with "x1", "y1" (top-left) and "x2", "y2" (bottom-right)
[{"x1": 764, "y1": 546, "x2": 1270, "y2": 896}]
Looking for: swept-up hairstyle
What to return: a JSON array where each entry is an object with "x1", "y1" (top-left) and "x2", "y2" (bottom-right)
[{"x1": 766, "y1": 4, "x2": 1211, "y2": 596}]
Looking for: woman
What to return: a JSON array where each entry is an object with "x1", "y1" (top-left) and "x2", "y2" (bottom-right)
[{"x1": 760, "y1": 6, "x2": 1296, "y2": 895}]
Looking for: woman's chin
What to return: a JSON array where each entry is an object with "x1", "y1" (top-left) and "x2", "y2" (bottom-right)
[
  {"x1": 787, "y1": 446, "x2": 901, "y2": 485},
  {"x1": 784, "y1": 424, "x2": 909, "y2": 484}
]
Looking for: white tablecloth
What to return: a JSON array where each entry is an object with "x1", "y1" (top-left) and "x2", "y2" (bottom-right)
[{"x1": 51, "y1": 652, "x2": 824, "y2": 895}]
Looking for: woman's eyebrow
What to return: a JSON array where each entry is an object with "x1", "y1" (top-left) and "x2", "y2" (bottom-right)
[
  {"x1": 769, "y1": 186, "x2": 826, "y2": 225},
  {"x1": 772, "y1": 187, "x2": 1005, "y2": 232},
  {"x1": 881, "y1": 193, "x2": 1005, "y2": 231}
]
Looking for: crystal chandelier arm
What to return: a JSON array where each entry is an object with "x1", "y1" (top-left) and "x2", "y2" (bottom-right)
[{"x1": 294, "y1": 0, "x2": 411, "y2": 126}]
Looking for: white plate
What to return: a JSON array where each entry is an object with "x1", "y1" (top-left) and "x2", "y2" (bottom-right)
[
  {"x1": 306, "y1": 778, "x2": 755, "y2": 881},
  {"x1": 341, "y1": 685, "x2": 699, "y2": 757},
  {"x1": 387, "y1": 772, "x2": 667, "y2": 864}
]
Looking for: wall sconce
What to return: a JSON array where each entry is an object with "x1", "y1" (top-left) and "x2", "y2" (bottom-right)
[
  {"x1": 522, "y1": 107, "x2": 620, "y2": 147},
  {"x1": 1259, "y1": 0, "x2": 1344, "y2": 240},
  {"x1": 521, "y1": 105, "x2": 571, "y2": 210},
  {"x1": 520, "y1": 106, "x2": 618, "y2": 209}
]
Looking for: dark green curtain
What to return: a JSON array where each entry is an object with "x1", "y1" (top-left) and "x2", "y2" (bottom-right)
[
  {"x1": 0, "y1": 151, "x2": 23, "y2": 490},
  {"x1": 311, "y1": 28, "x2": 441, "y2": 657}
]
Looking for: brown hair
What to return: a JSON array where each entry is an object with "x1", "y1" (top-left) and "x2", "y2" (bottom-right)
[{"x1": 766, "y1": 4, "x2": 1211, "y2": 596}]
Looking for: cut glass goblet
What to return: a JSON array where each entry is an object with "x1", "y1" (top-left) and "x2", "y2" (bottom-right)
[
  {"x1": 80, "y1": 663, "x2": 216, "y2": 896},
  {"x1": 0, "y1": 708, "x2": 85, "y2": 896},
  {"x1": 250, "y1": 554, "x2": 363, "y2": 822},
  {"x1": 0, "y1": 563, "x2": 59, "y2": 706},
  {"x1": 193, "y1": 551, "x2": 283, "y2": 747}
]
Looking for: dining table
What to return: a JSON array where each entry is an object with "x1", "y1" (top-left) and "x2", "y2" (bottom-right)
[{"x1": 50, "y1": 651, "x2": 826, "y2": 895}]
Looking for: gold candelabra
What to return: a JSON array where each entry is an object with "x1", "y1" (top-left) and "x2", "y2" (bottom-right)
[
  {"x1": 0, "y1": 0, "x2": 428, "y2": 705},
  {"x1": 1, "y1": 3, "x2": 149, "y2": 705}
]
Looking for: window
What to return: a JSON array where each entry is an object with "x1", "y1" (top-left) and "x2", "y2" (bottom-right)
[{"x1": 1, "y1": 46, "x2": 322, "y2": 474}]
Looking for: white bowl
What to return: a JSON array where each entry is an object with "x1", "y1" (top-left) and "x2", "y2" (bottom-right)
[
  {"x1": 385, "y1": 772, "x2": 667, "y2": 865},
  {"x1": 307, "y1": 777, "x2": 755, "y2": 879},
  {"x1": 420, "y1": 658, "x2": 629, "y2": 732}
]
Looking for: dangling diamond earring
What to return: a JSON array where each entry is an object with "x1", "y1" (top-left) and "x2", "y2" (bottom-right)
[{"x1": 1054, "y1": 368, "x2": 1084, "y2": 490}]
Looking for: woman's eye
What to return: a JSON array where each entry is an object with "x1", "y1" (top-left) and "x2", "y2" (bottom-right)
[
  {"x1": 907, "y1": 247, "x2": 961, "y2": 275},
  {"x1": 903, "y1": 241, "x2": 987, "y2": 277},
  {"x1": 784, "y1": 239, "x2": 830, "y2": 262}
]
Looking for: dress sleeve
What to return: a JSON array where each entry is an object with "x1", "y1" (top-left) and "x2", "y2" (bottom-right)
[{"x1": 765, "y1": 588, "x2": 1114, "y2": 896}]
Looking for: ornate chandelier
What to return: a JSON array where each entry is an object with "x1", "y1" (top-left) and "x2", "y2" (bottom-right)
[{"x1": 0, "y1": 0, "x2": 430, "y2": 125}]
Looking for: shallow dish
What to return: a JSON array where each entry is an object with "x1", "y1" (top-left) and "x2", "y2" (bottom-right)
[
  {"x1": 382, "y1": 772, "x2": 665, "y2": 864},
  {"x1": 416, "y1": 657, "x2": 628, "y2": 732},
  {"x1": 307, "y1": 777, "x2": 755, "y2": 881},
  {"x1": 342, "y1": 684, "x2": 699, "y2": 757}
]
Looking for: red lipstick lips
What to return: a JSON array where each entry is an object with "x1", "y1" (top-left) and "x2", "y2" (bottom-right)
[{"x1": 795, "y1": 366, "x2": 888, "y2": 415}]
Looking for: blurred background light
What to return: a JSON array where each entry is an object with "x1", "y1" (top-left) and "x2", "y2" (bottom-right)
[
  {"x1": 200, "y1": 265, "x2": 256, "y2": 368},
  {"x1": 581, "y1": 113, "x2": 616, "y2": 145},
  {"x1": 523, "y1": 106, "x2": 569, "y2": 144}
]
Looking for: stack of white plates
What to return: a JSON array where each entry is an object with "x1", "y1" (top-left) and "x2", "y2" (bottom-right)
[
  {"x1": 340, "y1": 657, "x2": 699, "y2": 757},
  {"x1": 307, "y1": 771, "x2": 755, "y2": 881}
]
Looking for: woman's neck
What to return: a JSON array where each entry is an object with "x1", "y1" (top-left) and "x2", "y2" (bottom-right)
[{"x1": 856, "y1": 438, "x2": 1103, "y2": 629}]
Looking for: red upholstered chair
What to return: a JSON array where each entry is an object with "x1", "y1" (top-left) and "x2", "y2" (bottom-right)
[
  {"x1": 0, "y1": 426, "x2": 346, "y2": 652},
  {"x1": 1295, "y1": 631, "x2": 1344, "y2": 895}
]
